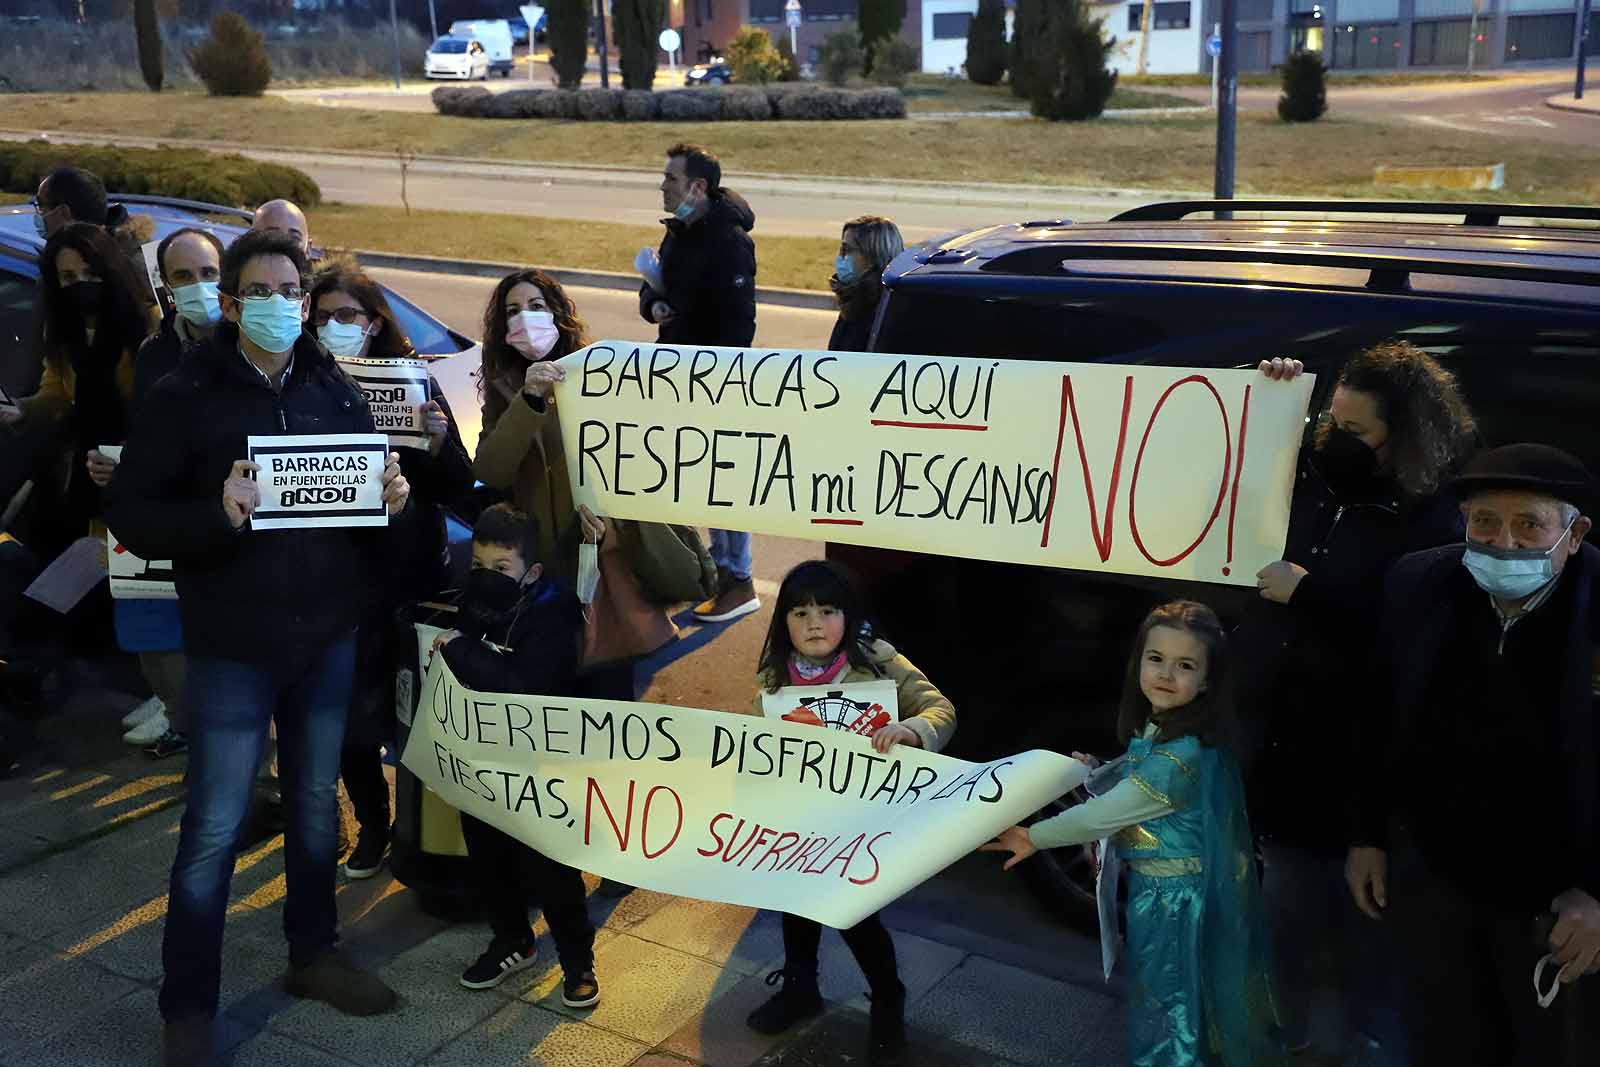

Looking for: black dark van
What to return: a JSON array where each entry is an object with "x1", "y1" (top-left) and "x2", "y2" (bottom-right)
[{"x1": 829, "y1": 200, "x2": 1600, "y2": 921}]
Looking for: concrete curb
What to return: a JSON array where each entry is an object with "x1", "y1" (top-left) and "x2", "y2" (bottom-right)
[
  {"x1": 1544, "y1": 93, "x2": 1600, "y2": 116},
  {"x1": 354, "y1": 248, "x2": 838, "y2": 310}
]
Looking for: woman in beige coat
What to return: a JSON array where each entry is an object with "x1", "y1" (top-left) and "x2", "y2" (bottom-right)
[{"x1": 473, "y1": 270, "x2": 676, "y2": 698}]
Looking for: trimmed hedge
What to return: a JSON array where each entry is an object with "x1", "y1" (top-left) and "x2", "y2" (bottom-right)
[
  {"x1": 432, "y1": 85, "x2": 905, "y2": 121},
  {"x1": 0, "y1": 141, "x2": 320, "y2": 210}
]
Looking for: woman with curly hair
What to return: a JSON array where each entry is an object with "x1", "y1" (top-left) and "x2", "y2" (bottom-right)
[
  {"x1": 1238, "y1": 341, "x2": 1476, "y2": 1063},
  {"x1": 471, "y1": 270, "x2": 676, "y2": 700}
]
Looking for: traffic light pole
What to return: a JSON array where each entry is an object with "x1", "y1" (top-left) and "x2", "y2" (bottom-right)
[{"x1": 1213, "y1": 0, "x2": 1238, "y2": 209}]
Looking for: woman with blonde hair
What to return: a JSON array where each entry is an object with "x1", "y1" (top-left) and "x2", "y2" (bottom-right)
[{"x1": 828, "y1": 216, "x2": 904, "y2": 354}]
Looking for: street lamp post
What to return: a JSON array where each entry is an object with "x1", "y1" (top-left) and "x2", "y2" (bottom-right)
[
  {"x1": 1213, "y1": 0, "x2": 1238, "y2": 208},
  {"x1": 389, "y1": 0, "x2": 403, "y2": 90},
  {"x1": 1579, "y1": 0, "x2": 1593, "y2": 100},
  {"x1": 596, "y1": 0, "x2": 611, "y2": 89}
]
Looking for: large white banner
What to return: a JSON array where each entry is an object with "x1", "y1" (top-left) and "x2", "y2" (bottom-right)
[
  {"x1": 401, "y1": 654, "x2": 1088, "y2": 929},
  {"x1": 553, "y1": 344, "x2": 1314, "y2": 587}
]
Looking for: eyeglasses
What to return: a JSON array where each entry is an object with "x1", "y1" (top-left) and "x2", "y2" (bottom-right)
[
  {"x1": 311, "y1": 307, "x2": 370, "y2": 328},
  {"x1": 237, "y1": 284, "x2": 306, "y2": 301}
]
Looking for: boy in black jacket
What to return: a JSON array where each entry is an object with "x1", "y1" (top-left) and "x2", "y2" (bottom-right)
[{"x1": 434, "y1": 503, "x2": 600, "y2": 1007}]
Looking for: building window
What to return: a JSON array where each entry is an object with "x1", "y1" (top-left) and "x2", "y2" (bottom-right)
[
  {"x1": 750, "y1": 0, "x2": 857, "y2": 20},
  {"x1": 932, "y1": 11, "x2": 973, "y2": 38},
  {"x1": 1330, "y1": 21, "x2": 1400, "y2": 68},
  {"x1": 1504, "y1": 13, "x2": 1576, "y2": 61},
  {"x1": 1127, "y1": 1, "x2": 1192, "y2": 32}
]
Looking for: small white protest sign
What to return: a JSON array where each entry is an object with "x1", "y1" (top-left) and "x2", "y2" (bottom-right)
[
  {"x1": 760, "y1": 680, "x2": 899, "y2": 737},
  {"x1": 140, "y1": 239, "x2": 164, "y2": 299},
  {"x1": 337, "y1": 357, "x2": 431, "y2": 450},
  {"x1": 99, "y1": 445, "x2": 178, "y2": 600},
  {"x1": 246, "y1": 433, "x2": 389, "y2": 531}
]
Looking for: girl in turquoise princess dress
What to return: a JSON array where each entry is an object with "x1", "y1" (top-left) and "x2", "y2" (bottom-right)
[{"x1": 983, "y1": 600, "x2": 1275, "y2": 1067}]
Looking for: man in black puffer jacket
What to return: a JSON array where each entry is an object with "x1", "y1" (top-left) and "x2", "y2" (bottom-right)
[
  {"x1": 106, "y1": 231, "x2": 410, "y2": 1066},
  {"x1": 639, "y1": 143, "x2": 762, "y2": 625}
]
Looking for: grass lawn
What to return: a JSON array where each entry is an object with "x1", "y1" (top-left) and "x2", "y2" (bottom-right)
[
  {"x1": 309, "y1": 203, "x2": 838, "y2": 291},
  {"x1": 901, "y1": 72, "x2": 1192, "y2": 111},
  {"x1": 6, "y1": 91, "x2": 1597, "y2": 203}
]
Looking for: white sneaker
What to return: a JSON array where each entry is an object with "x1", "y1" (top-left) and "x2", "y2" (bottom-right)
[
  {"x1": 123, "y1": 711, "x2": 171, "y2": 745},
  {"x1": 121, "y1": 696, "x2": 165, "y2": 729}
]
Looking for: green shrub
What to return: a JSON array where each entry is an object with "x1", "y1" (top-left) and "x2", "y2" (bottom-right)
[
  {"x1": 869, "y1": 36, "x2": 918, "y2": 87},
  {"x1": 134, "y1": 0, "x2": 162, "y2": 92},
  {"x1": 1029, "y1": 0, "x2": 1118, "y2": 120},
  {"x1": 727, "y1": 25, "x2": 787, "y2": 84},
  {"x1": 484, "y1": 89, "x2": 544, "y2": 117},
  {"x1": 1009, "y1": 0, "x2": 1045, "y2": 98},
  {"x1": 0, "y1": 141, "x2": 319, "y2": 209},
  {"x1": 428, "y1": 83, "x2": 903, "y2": 120},
  {"x1": 614, "y1": 0, "x2": 665, "y2": 90},
  {"x1": 575, "y1": 88, "x2": 624, "y2": 119},
  {"x1": 659, "y1": 89, "x2": 723, "y2": 120},
  {"x1": 1278, "y1": 50, "x2": 1328, "y2": 122},
  {"x1": 719, "y1": 87, "x2": 775, "y2": 120},
  {"x1": 547, "y1": 0, "x2": 590, "y2": 89},
  {"x1": 188, "y1": 11, "x2": 271, "y2": 97},
  {"x1": 858, "y1": 0, "x2": 907, "y2": 70},
  {"x1": 431, "y1": 86, "x2": 493, "y2": 115},
  {"x1": 818, "y1": 24, "x2": 865, "y2": 86},
  {"x1": 965, "y1": 0, "x2": 1007, "y2": 85},
  {"x1": 622, "y1": 89, "x2": 660, "y2": 120}
]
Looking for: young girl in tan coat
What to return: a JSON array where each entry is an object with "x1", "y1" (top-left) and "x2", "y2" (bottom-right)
[{"x1": 743, "y1": 560, "x2": 955, "y2": 1065}]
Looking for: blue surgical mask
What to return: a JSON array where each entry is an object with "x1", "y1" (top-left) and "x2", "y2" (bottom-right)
[
  {"x1": 238, "y1": 293, "x2": 305, "y2": 354},
  {"x1": 1461, "y1": 520, "x2": 1574, "y2": 600},
  {"x1": 672, "y1": 198, "x2": 697, "y2": 223},
  {"x1": 172, "y1": 281, "x2": 222, "y2": 327},
  {"x1": 834, "y1": 254, "x2": 859, "y2": 285},
  {"x1": 318, "y1": 319, "x2": 371, "y2": 358}
]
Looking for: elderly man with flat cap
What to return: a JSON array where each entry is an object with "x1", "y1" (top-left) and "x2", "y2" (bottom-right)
[{"x1": 1347, "y1": 442, "x2": 1600, "y2": 1065}]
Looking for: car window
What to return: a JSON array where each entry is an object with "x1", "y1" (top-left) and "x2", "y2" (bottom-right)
[
  {"x1": 432, "y1": 38, "x2": 467, "y2": 53},
  {"x1": 384, "y1": 285, "x2": 467, "y2": 356},
  {"x1": 0, "y1": 263, "x2": 40, "y2": 399}
]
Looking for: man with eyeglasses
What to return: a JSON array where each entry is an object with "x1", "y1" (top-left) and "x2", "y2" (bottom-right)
[
  {"x1": 107, "y1": 230, "x2": 411, "y2": 1066},
  {"x1": 1349, "y1": 443, "x2": 1600, "y2": 1065}
]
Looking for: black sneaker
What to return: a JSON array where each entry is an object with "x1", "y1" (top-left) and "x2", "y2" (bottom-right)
[
  {"x1": 562, "y1": 969, "x2": 600, "y2": 1008},
  {"x1": 144, "y1": 730, "x2": 188, "y2": 760},
  {"x1": 343, "y1": 826, "x2": 389, "y2": 880},
  {"x1": 746, "y1": 968, "x2": 824, "y2": 1035},
  {"x1": 460, "y1": 935, "x2": 539, "y2": 990},
  {"x1": 867, "y1": 980, "x2": 907, "y2": 1063}
]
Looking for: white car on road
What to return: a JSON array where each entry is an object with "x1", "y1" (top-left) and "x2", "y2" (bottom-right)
[{"x1": 425, "y1": 36, "x2": 489, "y2": 80}]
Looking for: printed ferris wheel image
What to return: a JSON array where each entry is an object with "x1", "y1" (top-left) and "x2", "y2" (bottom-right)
[{"x1": 782, "y1": 690, "x2": 892, "y2": 736}]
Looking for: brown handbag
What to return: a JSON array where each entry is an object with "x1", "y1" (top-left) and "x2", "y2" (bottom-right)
[{"x1": 613, "y1": 520, "x2": 718, "y2": 605}]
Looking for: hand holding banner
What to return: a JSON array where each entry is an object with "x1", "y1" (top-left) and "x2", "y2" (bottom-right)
[
  {"x1": 246, "y1": 433, "x2": 390, "y2": 530},
  {"x1": 401, "y1": 653, "x2": 1088, "y2": 930},
  {"x1": 553, "y1": 344, "x2": 1313, "y2": 588},
  {"x1": 337, "y1": 357, "x2": 432, "y2": 450}
]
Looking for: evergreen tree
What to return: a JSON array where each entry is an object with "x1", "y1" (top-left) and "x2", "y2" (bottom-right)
[
  {"x1": 1029, "y1": 0, "x2": 1117, "y2": 120},
  {"x1": 1277, "y1": 50, "x2": 1328, "y2": 122},
  {"x1": 546, "y1": 0, "x2": 589, "y2": 89},
  {"x1": 135, "y1": 0, "x2": 164, "y2": 91},
  {"x1": 857, "y1": 0, "x2": 906, "y2": 72},
  {"x1": 188, "y1": 11, "x2": 272, "y2": 96},
  {"x1": 613, "y1": 0, "x2": 664, "y2": 91},
  {"x1": 1008, "y1": 0, "x2": 1044, "y2": 98},
  {"x1": 964, "y1": 0, "x2": 1006, "y2": 85}
]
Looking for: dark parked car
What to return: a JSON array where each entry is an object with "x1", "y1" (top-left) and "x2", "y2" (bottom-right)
[
  {"x1": 831, "y1": 200, "x2": 1600, "y2": 923},
  {"x1": 685, "y1": 59, "x2": 732, "y2": 85}
]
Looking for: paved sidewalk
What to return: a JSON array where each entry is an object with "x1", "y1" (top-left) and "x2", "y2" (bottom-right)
[
  {"x1": 0, "y1": 680, "x2": 1125, "y2": 1067},
  {"x1": 1545, "y1": 92, "x2": 1600, "y2": 115}
]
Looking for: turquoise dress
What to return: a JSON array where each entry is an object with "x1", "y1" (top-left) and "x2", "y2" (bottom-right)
[{"x1": 1111, "y1": 732, "x2": 1275, "y2": 1067}]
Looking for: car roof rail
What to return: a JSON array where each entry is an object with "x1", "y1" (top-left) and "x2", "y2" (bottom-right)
[
  {"x1": 1110, "y1": 200, "x2": 1600, "y2": 228},
  {"x1": 108, "y1": 193, "x2": 254, "y2": 223},
  {"x1": 980, "y1": 241, "x2": 1600, "y2": 291}
]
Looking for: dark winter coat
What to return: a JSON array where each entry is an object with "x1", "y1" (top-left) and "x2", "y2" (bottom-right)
[
  {"x1": 826, "y1": 270, "x2": 884, "y2": 354},
  {"x1": 105, "y1": 324, "x2": 409, "y2": 663},
  {"x1": 441, "y1": 577, "x2": 584, "y2": 698},
  {"x1": 638, "y1": 189, "x2": 757, "y2": 348},
  {"x1": 1234, "y1": 452, "x2": 1463, "y2": 846},
  {"x1": 1354, "y1": 542, "x2": 1600, "y2": 903},
  {"x1": 132, "y1": 313, "x2": 201, "y2": 408}
]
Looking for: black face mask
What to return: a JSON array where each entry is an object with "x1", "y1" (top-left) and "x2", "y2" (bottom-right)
[
  {"x1": 1313, "y1": 426, "x2": 1379, "y2": 493},
  {"x1": 459, "y1": 567, "x2": 527, "y2": 637},
  {"x1": 66, "y1": 279, "x2": 104, "y2": 318}
]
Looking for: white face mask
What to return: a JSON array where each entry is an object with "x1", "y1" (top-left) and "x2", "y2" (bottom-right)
[
  {"x1": 506, "y1": 310, "x2": 559, "y2": 361},
  {"x1": 576, "y1": 541, "x2": 600, "y2": 605},
  {"x1": 1534, "y1": 953, "x2": 1568, "y2": 1009},
  {"x1": 318, "y1": 319, "x2": 372, "y2": 358}
]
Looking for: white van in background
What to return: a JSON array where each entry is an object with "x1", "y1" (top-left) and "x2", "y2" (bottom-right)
[{"x1": 447, "y1": 19, "x2": 515, "y2": 77}]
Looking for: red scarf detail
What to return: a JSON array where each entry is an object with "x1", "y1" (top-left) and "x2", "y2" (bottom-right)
[{"x1": 787, "y1": 651, "x2": 850, "y2": 687}]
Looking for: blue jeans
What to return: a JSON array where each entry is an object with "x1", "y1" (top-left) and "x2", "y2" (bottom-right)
[
  {"x1": 158, "y1": 633, "x2": 356, "y2": 1021},
  {"x1": 709, "y1": 530, "x2": 753, "y2": 583}
]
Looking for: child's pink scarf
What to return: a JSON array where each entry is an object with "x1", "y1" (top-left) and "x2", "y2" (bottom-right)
[{"x1": 787, "y1": 651, "x2": 850, "y2": 687}]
